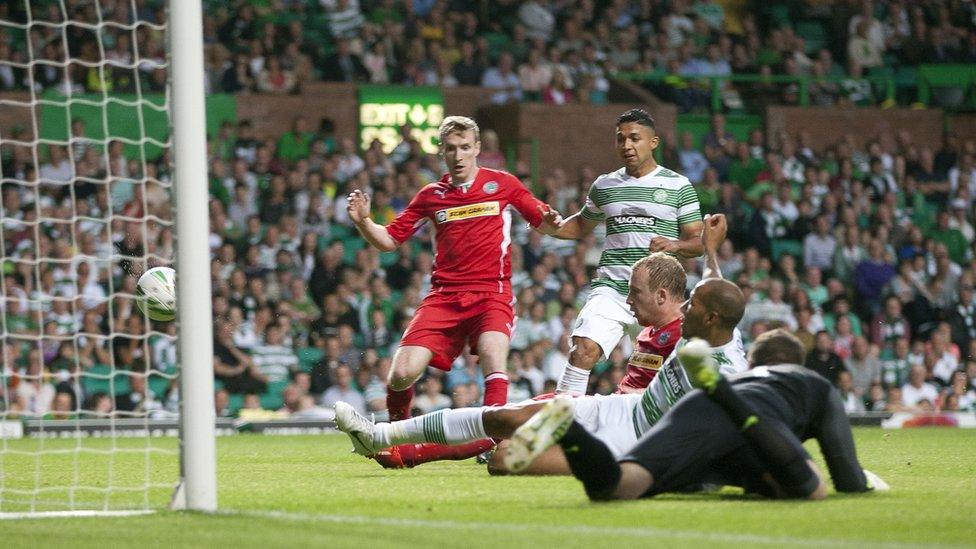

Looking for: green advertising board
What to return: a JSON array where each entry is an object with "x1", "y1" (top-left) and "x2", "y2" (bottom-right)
[
  {"x1": 358, "y1": 85, "x2": 444, "y2": 154},
  {"x1": 37, "y1": 90, "x2": 237, "y2": 161}
]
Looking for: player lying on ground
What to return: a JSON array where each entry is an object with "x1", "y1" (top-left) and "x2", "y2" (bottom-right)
[
  {"x1": 335, "y1": 215, "x2": 746, "y2": 475},
  {"x1": 503, "y1": 329, "x2": 889, "y2": 500},
  {"x1": 346, "y1": 115, "x2": 552, "y2": 465},
  {"x1": 349, "y1": 249, "x2": 686, "y2": 469}
]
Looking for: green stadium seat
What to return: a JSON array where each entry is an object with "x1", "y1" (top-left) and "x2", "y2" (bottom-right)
[
  {"x1": 795, "y1": 21, "x2": 827, "y2": 54},
  {"x1": 772, "y1": 240, "x2": 803, "y2": 263},
  {"x1": 379, "y1": 251, "x2": 399, "y2": 267},
  {"x1": 227, "y1": 393, "x2": 245, "y2": 416},
  {"x1": 917, "y1": 64, "x2": 976, "y2": 107},
  {"x1": 340, "y1": 236, "x2": 366, "y2": 264},
  {"x1": 148, "y1": 373, "x2": 171, "y2": 398},
  {"x1": 297, "y1": 347, "x2": 324, "y2": 372},
  {"x1": 259, "y1": 380, "x2": 290, "y2": 410},
  {"x1": 82, "y1": 364, "x2": 131, "y2": 397},
  {"x1": 894, "y1": 66, "x2": 917, "y2": 87},
  {"x1": 328, "y1": 224, "x2": 352, "y2": 241}
]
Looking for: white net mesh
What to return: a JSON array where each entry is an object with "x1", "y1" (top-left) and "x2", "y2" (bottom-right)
[{"x1": 0, "y1": 0, "x2": 178, "y2": 513}]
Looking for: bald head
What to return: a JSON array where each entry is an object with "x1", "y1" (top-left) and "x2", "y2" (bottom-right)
[{"x1": 696, "y1": 278, "x2": 745, "y2": 330}]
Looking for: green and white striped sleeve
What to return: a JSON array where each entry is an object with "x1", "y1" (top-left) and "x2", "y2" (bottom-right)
[
  {"x1": 580, "y1": 183, "x2": 605, "y2": 221},
  {"x1": 676, "y1": 180, "x2": 702, "y2": 227}
]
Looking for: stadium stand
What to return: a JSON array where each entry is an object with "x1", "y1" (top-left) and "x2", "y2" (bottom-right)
[{"x1": 2, "y1": 0, "x2": 976, "y2": 422}]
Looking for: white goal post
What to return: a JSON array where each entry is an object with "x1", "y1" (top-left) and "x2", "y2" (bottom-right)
[
  {"x1": 0, "y1": 0, "x2": 215, "y2": 516},
  {"x1": 169, "y1": 0, "x2": 217, "y2": 512}
]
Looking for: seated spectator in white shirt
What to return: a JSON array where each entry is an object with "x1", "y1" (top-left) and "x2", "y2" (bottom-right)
[
  {"x1": 482, "y1": 52, "x2": 522, "y2": 104},
  {"x1": 39, "y1": 145, "x2": 72, "y2": 184},
  {"x1": 900, "y1": 365, "x2": 939, "y2": 410},
  {"x1": 320, "y1": 363, "x2": 367, "y2": 414},
  {"x1": 838, "y1": 371, "x2": 865, "y2": 412},
  {"x1": 413, "y1": 375, "x2": 452, "y2": 415}
]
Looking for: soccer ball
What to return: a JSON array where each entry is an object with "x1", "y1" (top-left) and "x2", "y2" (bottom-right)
[{"x1": 136, "y1": 266, "x2": 177, "y2": 322}]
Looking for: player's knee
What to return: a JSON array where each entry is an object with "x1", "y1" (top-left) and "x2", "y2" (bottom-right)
[
  {"x1": 806, "y1": 480, "x2": 828, "y2": 501},
  {"x1": 388, "y1": 362, "x2": 421, "y2": 389},
  {"x1": 569, "y1": 337, "x2": 603, "y2": 366}
]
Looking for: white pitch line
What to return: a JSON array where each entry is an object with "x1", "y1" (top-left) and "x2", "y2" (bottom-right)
[
  {"x1": 0, "y1": 510, "x2": 155, "y2": 520},
  {"x1": 222, "y1": 508, "x2": 969, "y2": 549}
]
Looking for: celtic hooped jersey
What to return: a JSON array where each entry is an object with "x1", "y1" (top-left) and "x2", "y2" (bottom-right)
[
  {"x1": 631, "y1": 329, "x2": 748, "y2": 437},
  {"x1": 580, "y1": 165, "x2": 701, "y2": 295}
]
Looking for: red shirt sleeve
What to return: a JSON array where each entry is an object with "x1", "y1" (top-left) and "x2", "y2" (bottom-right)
[
  {"x1": 505, "y1": 173, "x2": 547, "y2": 227},
  {"x1": 385, "y1": 191, "x2": 428, "y2": 244}
]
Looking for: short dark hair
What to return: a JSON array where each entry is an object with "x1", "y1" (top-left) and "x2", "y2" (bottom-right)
[
  {"x1": 616, "y1": 108, "x2": 656, "y2": 130},
  {"x1": 749, "y1": 328, "x2": 806, "y2": 367}
]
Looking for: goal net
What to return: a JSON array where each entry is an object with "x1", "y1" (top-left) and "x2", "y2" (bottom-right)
[{"x1": 0, "y1": 0, "x2": 213, "y2": 516}]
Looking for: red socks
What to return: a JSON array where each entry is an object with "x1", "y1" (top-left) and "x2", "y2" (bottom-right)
[
  {"x1": 483, "y1": 372, "x2": 509, "y2": 407},
  {"x1": 375, "y1": 439, "x2": 498, "y2": 469},
  {"x1": 374, "y1": 372, "x2": 508, "y2": 469},
  {"x1": 386, "y1": 386, "x2": 415, "y2": 421}
]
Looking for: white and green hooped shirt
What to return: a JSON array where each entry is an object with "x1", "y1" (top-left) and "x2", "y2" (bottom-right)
[
  {"x1": 580, "y1": 165, "x2": 702, "y2": 296},
  {"x1": 631, "y1": 330, "x2": 748, "y2": 437}
]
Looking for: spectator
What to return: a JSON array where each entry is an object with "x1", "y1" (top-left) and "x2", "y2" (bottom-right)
[
  {"x1": 251, "y1": 325, "x2": 299, "y2": 384},
  {"x1": 900, "y1": 364, "x2": 939, "y2": 409},
  {"x1": 320, "y1": 364, "x2": 366, "y2": 414},
  {"x1": 277, "y1": 117, "x2": 315, "y2": 165},
  {"x1": 678, "y1": 132, "x2": 709, "y2": 185},
  {"x1": 847, "y1": 20, "x2": 884, "y2": 69},
  {"x1": 805, "y1": 330, "x2": 847, "y2": 385},
  {"x1": 413, "y1": 375, "x2": 451, "y2": 415},
  {"x1": 478, "y1": 129, "x2": 506, "y2": 171},
  {"x1": 837, "y1": 371, "x2": 866, "y2": 412},
  {"x1": 482, "y1": 52, "x2": 522, "y2": 104},
  {"x1": 845, "y1": 337, "x2": 881, "y2": 398},
  {"x1": 541, "y1": 70, "x2": 574, "y2": 105},
  {"x1": 321, "y1": 38, "x2": 368, "y2": 83},
  {"x1": 854, "y1": 239, "x2": 897, "y2": 318},
  {"x1": 871, "y1": 296, "x2": 911, "y2": 353}
]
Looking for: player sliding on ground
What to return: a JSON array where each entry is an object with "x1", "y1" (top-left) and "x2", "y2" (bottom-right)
[
  {"x1": 505, "y1": 328, "x2": 889, "y2": 500},
  {"x1": 336, "y1": 214, "x2": 746, "y2": 475},
  {"x1": 346, "y1": 115, "x2": 552, "y2": 466},
  {"x1": 535, "y1": 108, "x2": 704, "y2": 396}
]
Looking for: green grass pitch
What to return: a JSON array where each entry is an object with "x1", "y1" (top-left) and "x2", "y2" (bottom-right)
[{"x1": 2, "y1": 428, "x2": 974, "y2": 548}]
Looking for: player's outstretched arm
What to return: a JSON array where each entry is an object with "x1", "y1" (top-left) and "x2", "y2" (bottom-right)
[
  {"x1": 537, "y1": 209, "x2": 600, "y2": 240},
  {"x1": 348, "y1": 190, "x2": 399, "y2": 252},
  {"x1": 701, "y1": 214, "x2": 727, "y2": 280}
]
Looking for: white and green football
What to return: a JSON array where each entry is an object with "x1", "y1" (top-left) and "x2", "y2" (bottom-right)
[{"x1": 136, "y1": 266, "x2": 177, "y2": 322}]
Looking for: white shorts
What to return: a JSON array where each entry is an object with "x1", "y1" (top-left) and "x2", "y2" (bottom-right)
[
  {"x1": 571, "y1": 286, "x2": 637, "y2": 358},
  {"x1": 571, "y1": 393, "x2": 642, "y2": 458}
]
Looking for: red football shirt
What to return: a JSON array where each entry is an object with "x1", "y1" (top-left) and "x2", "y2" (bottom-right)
[
  {"x1": 616, "y1": 316, "x2": 682, "y2": 392},
  {"x1": 386, "y1": 168, "x2": 546, "y2": 294}
]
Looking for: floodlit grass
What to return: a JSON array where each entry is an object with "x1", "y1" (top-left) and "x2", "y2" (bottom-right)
[{"x1": 2, "y1": 428, "x2": 974, "y2": 548}]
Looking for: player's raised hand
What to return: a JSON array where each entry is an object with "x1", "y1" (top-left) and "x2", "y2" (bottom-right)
[
  {"x1": 535, "y1": 205, "x2": 563, "y2": 235},
  {"x1": 347, "y1": 190, "x2": 371, "y2": 224},
  {"x1": 649, "y1": 236, "x2": 678, "y2": 253},
  {"x1": 701, "y1": 214, "x2": 727, "y2": 252}
]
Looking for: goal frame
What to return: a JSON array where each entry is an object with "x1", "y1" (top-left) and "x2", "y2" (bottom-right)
[{"x1": 168, "y1": 0, "x2": 217, "y2": 512}]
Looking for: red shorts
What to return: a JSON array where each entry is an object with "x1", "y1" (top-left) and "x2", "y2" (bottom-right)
[{"x1": 400, "y1": 291, "x2": 515, "y2": 371}]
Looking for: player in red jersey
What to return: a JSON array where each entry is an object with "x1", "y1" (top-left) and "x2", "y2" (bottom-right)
[
  {"x1": 346, "y1": 115, "x2": 550, "y2": 464},
  {"x1": 349, "y1": 252, "x2": 689, "y2": 470},
  {"x1": 614, "y1": 253, "x2": 685, "y2": 393}
]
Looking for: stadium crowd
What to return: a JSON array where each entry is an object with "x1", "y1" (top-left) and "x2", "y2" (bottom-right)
[
  {"x1": 2, "y1": 0, "x2": 975, "y2": 109},
  {"x1": 3, "y1": 109, "x2": 976, "y2": 420},
  {"x1": 2, "y1": 0, "x2": 976, "y2": 421}
]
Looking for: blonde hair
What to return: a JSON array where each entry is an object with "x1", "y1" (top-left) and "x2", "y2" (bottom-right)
[
  {"x1": 632, "y1": 252, "x2": 686, "y2": 298},
  {"x1": 438, "y1": 115, "x2": 480, "y2": 144}
]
